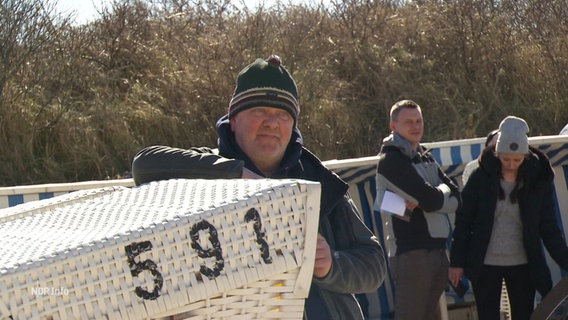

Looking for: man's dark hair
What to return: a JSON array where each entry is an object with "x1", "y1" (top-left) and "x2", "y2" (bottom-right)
[{"x1": 390, "y1": 99, "x2": 421, "y2": 122}]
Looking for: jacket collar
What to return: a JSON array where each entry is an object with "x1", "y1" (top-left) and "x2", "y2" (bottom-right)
[
  {"x1": 216, "y1": 115, "x2": 347, "y2": 217},
  {"x1": 479, "y1": 145, "x2": 555, "y2": 185},
  {"x1": 381, "y1": 132, "x2": 427, "y2": 159}
]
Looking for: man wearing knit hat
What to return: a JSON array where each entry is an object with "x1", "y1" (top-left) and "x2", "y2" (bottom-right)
[{"x1": 131, "y1": 55, "x2": 387, "y2": 319}]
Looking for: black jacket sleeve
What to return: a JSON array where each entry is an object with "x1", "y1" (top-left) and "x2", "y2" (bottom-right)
[
  {"x1": 131, "y1": 145, "x2": 244, "y2": 185},
  {"x1": 537, "y1": 179, "x2": 568, "y2": 271},
  {"x1": 449, "y1": 172, "x2": 481, "y2": 268},
  {"x1": 377, "y1": 150, "x2": 454, "y2": 212},
  {"x1": 314, "y1": 195, "x2": 387, "y2": 294}
]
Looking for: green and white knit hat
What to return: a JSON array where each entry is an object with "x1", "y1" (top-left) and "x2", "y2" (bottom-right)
[{"x1": 228, "y1": 55, "x2": 299, "y2": 122}]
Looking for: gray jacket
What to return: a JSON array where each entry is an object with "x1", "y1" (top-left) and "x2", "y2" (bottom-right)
[{"x1": 373, "y1": 132, "x2": 460, "y2": 256}]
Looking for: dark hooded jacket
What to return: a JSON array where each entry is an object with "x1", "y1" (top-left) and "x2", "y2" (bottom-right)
[
  {"x1": 373, "y1": 132, "x2": 461, "y2": 257},
  {"x1": 132, "y1": 115, "x2": 387, "y2": 320},
  {"x1": 450, "y1": 146, "x2": 568, "y2": 297}
]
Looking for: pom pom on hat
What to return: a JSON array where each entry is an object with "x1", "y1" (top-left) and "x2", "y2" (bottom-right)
[
  {"x1": 228, "y1": 55, "x2": 299, "y2": 122},
  {"x1": 496, "y1": 116, "x2": 529, "y2": 154}
]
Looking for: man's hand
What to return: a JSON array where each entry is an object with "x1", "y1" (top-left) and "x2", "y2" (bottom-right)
[
  {"x1": 313, "y1": 233, "x2": 332, "y2": 278},
  {"x1": 405, "y1": 199, "x2": 418, "y2": 211}
]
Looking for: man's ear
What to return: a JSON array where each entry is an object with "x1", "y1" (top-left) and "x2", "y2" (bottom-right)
[
  {"x1": 389, "y1": 120, "x2": 396, "y2": 132},
  {"x1": 229, "y1": 117, "x2": 236, "y2": 132}
]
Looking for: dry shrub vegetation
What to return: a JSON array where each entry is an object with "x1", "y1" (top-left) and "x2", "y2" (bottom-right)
[{"x1": 0, "y1": 0, "x2": 567, "y2": 186}]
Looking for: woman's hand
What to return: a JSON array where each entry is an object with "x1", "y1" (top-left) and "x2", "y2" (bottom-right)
[{"x1": 448, "y1": 267, "x2": 464, "y2": 287}]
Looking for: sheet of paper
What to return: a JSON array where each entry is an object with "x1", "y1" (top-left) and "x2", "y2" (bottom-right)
[{"x1": 380, "y1": 190, "x2": 406, "y2": 217}]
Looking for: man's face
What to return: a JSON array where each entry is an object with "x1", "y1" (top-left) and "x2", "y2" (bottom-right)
[
  {"x1": 230, "y1": 106, "x2": 294, "y2": 174},
  {"x1": 390, "y1": 107, "x2": 424, "y2": 148}
]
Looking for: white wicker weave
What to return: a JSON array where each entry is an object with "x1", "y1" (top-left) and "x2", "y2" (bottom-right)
[{"x1": 0, "y1": 179, "x2": 321, "y2": 320}]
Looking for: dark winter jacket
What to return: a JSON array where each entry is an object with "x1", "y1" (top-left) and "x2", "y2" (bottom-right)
[
  {"x1": 450, "y1": 146, "x2": 568, "y2": 297},
  {"x1": 132, "y1": 115, "x2": 387, "y2": 320},
  {"x1": 373, "y1": 132, "x2": 461, "y2": 257}
]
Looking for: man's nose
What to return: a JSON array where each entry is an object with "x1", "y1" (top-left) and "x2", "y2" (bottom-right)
[{"x1": 263, "y1": 114, "x2": 280, "y2": 127}]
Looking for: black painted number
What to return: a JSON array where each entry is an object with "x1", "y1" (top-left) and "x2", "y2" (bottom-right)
[
  {"x1": 124, "y1": 207, "x2": 273, "y2": 296},
  {"x1": 190, "y1": 220, "x2": 225, "y2": 279},
  {"x1": 245, "y1": 208, "x2": 272, "y2": 264},
  {"x1": 125, "y1": 241, "x2": 164, "y2": 300}
]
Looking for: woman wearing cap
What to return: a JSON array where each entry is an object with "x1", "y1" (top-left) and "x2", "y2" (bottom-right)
[{"x1": 448, "y1": 116, "x2": 568, "y2": 320}]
